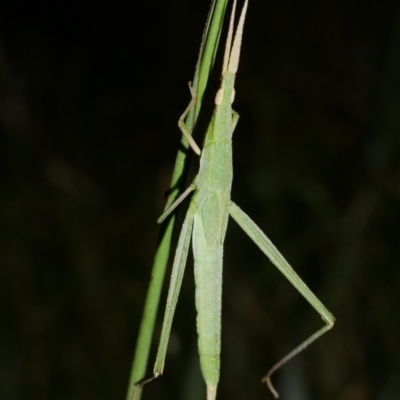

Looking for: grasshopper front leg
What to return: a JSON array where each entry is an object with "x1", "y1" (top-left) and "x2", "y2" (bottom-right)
[{"x1": 178, "y1": 82, "x2": 202, "y2": 155}]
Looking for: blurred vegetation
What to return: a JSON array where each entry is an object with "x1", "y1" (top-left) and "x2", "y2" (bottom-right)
[{"x1": 1, "y1": 1, "x2": 400, "y2": 400}]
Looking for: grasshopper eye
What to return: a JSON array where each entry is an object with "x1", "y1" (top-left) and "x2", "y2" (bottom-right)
[
  {"x1": 231, "y1": 88, "x2": 235, "y2": 104},
  {"x1": 215, "y1": 88, "x2": 223, "y2": 105}
]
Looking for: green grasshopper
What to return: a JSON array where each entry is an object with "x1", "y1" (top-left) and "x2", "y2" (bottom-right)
[{"x1": 137, "y1": 0, "x2": 335, "y2": 398}]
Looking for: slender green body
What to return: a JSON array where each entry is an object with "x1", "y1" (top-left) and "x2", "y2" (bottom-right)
[{"x1": 191, "y1": 70, "x2": 236, "y2": 387}]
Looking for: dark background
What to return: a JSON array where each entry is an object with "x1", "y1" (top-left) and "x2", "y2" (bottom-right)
[{"x1": 1, "y1": 0, "x2": 400, "y2": 399}]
